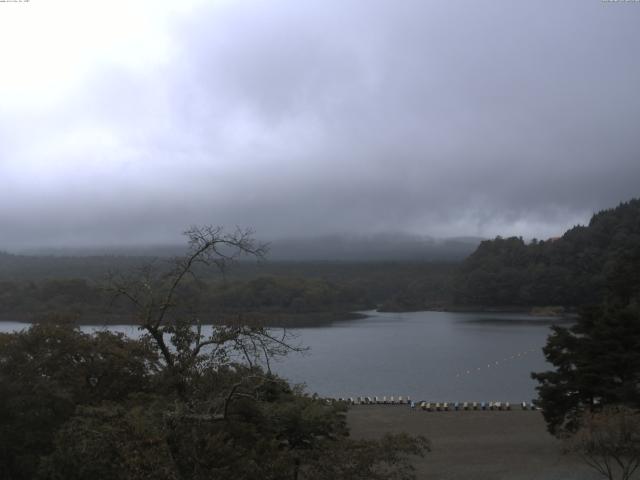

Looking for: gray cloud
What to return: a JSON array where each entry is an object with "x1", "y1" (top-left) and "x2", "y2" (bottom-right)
[{"x1": 1, "y1": 0, "x2": 639, "y2": 249}]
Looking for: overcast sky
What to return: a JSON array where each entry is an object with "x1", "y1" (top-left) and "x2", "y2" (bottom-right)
[{"x1": 1, "y1": 0, "x2": 639, "y2": 249}]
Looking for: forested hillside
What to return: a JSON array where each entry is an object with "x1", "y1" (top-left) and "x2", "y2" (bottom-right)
[{"x1": 453, "y1": 199, "x2": 640, "y2": 307}]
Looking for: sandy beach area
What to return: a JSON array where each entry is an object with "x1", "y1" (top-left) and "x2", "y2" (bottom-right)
[{"x1": 348, "y1": 405, "x2": 603, "y2": 480}]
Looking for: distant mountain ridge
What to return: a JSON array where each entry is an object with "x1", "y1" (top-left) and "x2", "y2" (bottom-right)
[
  {"x1": 453, "y1": 198, "x2": 640, "y2": 307},
  {"x1": 14, "y1": 233, "x2": 483, "y2": 262},
  {"x1": 265, "y1": 234, "x2": 482, "y2": 261}
]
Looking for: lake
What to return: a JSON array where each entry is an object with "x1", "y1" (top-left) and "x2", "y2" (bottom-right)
[{"x1": 0, "y1": 310, "x2": 565, "y2": 403}]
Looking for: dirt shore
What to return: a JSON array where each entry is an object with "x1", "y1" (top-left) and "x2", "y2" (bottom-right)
[{"x1": 348, "y1": 405, "x2": 602, "y2": 480}]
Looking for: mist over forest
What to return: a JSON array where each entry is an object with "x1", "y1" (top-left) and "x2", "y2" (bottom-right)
[{"x1": 11, "y1": 233, "x2": 482, "y2": 262}]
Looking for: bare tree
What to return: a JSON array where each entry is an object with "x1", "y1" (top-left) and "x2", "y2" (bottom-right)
[
  {"x1": 106, "y1": 225, "x2": 303, "y2": 399},
  {"x1": 566, "y1": 406, "x2": 640, "y2": 480}
]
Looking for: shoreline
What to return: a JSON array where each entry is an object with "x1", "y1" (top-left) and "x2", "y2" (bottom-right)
[
  {"x1": 0, "y1": 306, "x2": 576, "y2": 329},
  {"x1": 378, "y1": 304, "x2": 578, "y2": 318},
  {"x1": 0, "y1": 310, "x2": 369, "y2": 328}
]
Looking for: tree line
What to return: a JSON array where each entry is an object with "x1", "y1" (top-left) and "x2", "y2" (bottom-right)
[
  {"x1": 0, "y1": 276, "x2": 373, "y2": 324},
  {"x1": 0, "y1": 257, "x2": 457, "y2": 322}
]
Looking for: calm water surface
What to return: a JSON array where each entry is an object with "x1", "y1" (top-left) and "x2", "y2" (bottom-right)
[
  {"x1": 272, "y1": 310, "x2": 563, "y2": 402},
  {"x1": 1, "y1": 310, "x2": 566, "y2": 402}
]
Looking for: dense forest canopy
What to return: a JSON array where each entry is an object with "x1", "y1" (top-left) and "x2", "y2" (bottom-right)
[
  {"x1": 453, "y1": 199, "x2": 640, "y2": 308},
  {"x1": 0, "y1": 257, "x2": 455, "y2": 323}
]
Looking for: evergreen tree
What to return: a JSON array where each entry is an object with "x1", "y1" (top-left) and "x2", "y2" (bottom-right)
[{"x1": 532, "y1": 304, "x2": 640, "y2": 436}]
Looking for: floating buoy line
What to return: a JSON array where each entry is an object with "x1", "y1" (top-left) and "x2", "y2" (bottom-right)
[
  {"x1": 325, "y1": 347, "x2": 542, "y2": 411},
  {"x1": 454, "y1": 347, "x2": 538, "y2": 379}
]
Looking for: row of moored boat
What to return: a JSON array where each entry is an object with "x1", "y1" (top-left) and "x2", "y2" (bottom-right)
[{"x1": 330, "y1": 397, "x2": 538, "y2": 411}]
